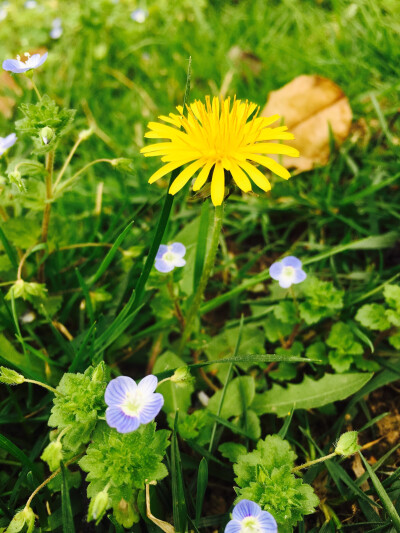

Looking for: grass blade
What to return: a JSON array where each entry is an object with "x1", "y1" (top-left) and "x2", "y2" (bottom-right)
[
  {"x1": 171, "y1": 412, "x2": 188, "y2": 533},
  {"x1": 359, "y1": 452, "x2": 400, "y2": 530},
  {"x1": 61, "y1": 462, "x2": 75, "y2": 533},
  {"x1": 195, "y1": 458, "x2": 208, "y2": 525}
]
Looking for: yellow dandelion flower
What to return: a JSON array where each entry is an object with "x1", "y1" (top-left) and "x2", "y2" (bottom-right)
[{"x1": 141, "y1": 96, "x2": 299, "y2": 206}]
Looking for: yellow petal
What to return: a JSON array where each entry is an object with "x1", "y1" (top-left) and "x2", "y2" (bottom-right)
[
  {"x1": 158, "y1": 114, "x2": 182, "y2": 127},
  {"x1": 257, "y1": 131, "x2": 295, "y2": 141},
  {"x1": 148, "y1": 160, "x2": 191, "y2": 184},
  {"x1": 193, "y1": 161, "x2": 213, "y2": 191},
  {"x1": 245, "y1": 154, "x2": 291, "y2": 180},
  {"x1": 238, "y1": 161, "x2": 271, "y2": 192},
  {"x1": 245, "y1": 143, "x2": 300, "y2": 157},
  {"x1": 211, "y1": 161, "x2": 225, "y2": 206},
  {"x1": 230, "y1": 162, "x2": 252, "y2": 192},
  {"x1": 169, "y1": 159, "x2": 205, "y2": 195}
]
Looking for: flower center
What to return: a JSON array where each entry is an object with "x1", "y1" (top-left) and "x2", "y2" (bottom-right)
[
  {"x1": 282, "y1": 266, "x2": 295, "y2": 280},
  {"x1": 241, "y1": 517, "x2": 261, "y2": 533},
  {"x1": 162, "y1": 251, "x2": 175, "y2": 263},
  {"x1": 121, "y1": 390, "x2": 146, "y2": 417}
]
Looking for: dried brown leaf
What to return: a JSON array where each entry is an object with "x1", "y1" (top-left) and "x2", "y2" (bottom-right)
[{"x1": 261, "y1": 74, "x2": 352, "y2": 172}]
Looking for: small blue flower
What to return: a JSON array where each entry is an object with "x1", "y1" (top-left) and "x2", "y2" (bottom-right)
[
  {"x1": 269, "y1": 255, "x2": 306, "y2": 289},
  {"x1": 225, "y1": 500, "x2": 277, "y2": 533},
  {"x1": 131, "y1": 8, "x2": 148, "y2": 23},
  {"x1": 24, "y1": 0, "x2": 37, "y2": 8},
  {"x1": 0, "y1": 133, "x2": 17, "y2": 156},
  {"x1": 105, "y1": 375, "x2": 164, "y2": 434},
  {"x1": 3, "y1": 52, "x2": 48, "y2": 74},
  {"x1": 50, "y1": 20, "x2": 63, "y2": 39},
  {"x1": 155, "y1": 242, "x2": 186, "y2": 273}
]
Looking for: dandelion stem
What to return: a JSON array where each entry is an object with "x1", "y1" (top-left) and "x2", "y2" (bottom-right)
[
  {"x1": 178, "y1": 204, "x2": 224, "y2": 354},
  {"x1": 24, "y1": 379, "x2": 63, "y2": 397},
  {"x1": 292, "y1": 451, "x2": 338, "y2": 473}
]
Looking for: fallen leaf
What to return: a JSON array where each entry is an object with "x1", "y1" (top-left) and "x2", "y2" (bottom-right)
[
  {"x1": 262, "y1": 75, "x2": 352, "y2": 172},
  {"x1": 0, "y1": 71, "x2": 22, "y2": 118}
]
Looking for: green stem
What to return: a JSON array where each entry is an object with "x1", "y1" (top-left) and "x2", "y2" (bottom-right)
[
  {"x1": 30, "y1": 79, "x2": 42, "y2": 101},
  {"x1": 41, "y1": 150, "x2": 55, "y2": 244},
  {"x1": 55, "y1": 158, "x2": 114, "y2": 194},
  {"x1": 291, "y1": 451, "x2": 338, "y2": 473},
  {"x1": 24, "y1": 379, "x2": 63, "y2": 397},
  {"x1": 178, "y1": 204, "x2": 224, "y2": 354},
  {"x1": 53, "y1": 135, "x2": 85, "y2": 191}
]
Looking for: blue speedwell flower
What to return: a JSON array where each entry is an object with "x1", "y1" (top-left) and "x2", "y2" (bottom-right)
[
  {"x1": 269, "y1": 255, "x2": 306, "y2": 289},
  {"x1": 0, "y1": 133, "x2": 16, "y2": 156},
  {"x1": 155, "y1": 242, "x2": 186, "y2": 273},
  {"x1": 3, "y1": 52, "x2": 48, "y2": 74},
  {"x1": 131, "y1": 8, "x2": 148, "y2": 23},
  {"x1": 50, "y1": 18, "x2": 63, "y2": 39},
  {"x1": 105, "y1": 375, "x2": 164, "y2": 434},
  {"x1": 225, "y1": 500, "x2": 277, "y2": 533}
]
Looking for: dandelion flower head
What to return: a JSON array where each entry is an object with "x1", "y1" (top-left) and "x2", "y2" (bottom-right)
[{"x1": 141, "y1": 96, "x2": 299, "y2": 206}]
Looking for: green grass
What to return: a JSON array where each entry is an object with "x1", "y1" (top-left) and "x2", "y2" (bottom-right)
[{"x1": 0, "y1": 0, "x2": 400, "y2": 531}]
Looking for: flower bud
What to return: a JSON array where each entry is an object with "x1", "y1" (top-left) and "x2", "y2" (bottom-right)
[
  {"x1": 0, "y1": 367, "x2": 25, "y2": 385},
  {"x1": 88, "y1": 489, "x2": 110, "y2": 525},
  {"x1": 6, "y1": 280, "x2": 47, "y2": 301},
  {"x1": 170, "y1": 366, "x2": 194, "y2": 387},
  {"x1": 40, "y1": 440, "x2": 63, "y2": 471},
  {"x1": 78, "y1": 128, "x2": 93, "y2": 141},
  {"x1": 8, "y1": 170, "x2": 26, "y2": 192},
  {"x1": 335, "y1": 431, "x2": 361, "y2": 457},
  {"x1": 40, "y1": 126, "x2": 54, "y2": 145},
  {"x1": 91, "y1": 361, "x2": 106, "y2": 382},
  {"x1": 6, "y1": 506, "x2": 35, "y2": 533}
]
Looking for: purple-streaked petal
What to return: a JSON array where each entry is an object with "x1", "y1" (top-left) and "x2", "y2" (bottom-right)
[
  {"x1": 293, "y1": 268, "x2": 307, "y2": 284},
  {"x1": 155, "y1": 259, "x2": 174, "y2": 273},
  {"x1": 173, "y1": 257, "x2": 186, "y2": 267},
  {"x1": 105, "y1": 376, "x2": 136, "y2": 406},
  {"x1": 138, "y1": 393, "x2": 164, "y2": 424},
  {"x1": 156, "y1": 245, "x2": 169, "y2": 260},
  {"x1": 225, "y1": 520, "x2": 242, "y2": 533},
  {"x1": 2, "y1": 59, "x2": 28, "y2": 73},
  {"x1": 138, "y1": 374, "x2": 158, "y2": 395},
  {"x1": 26, "y1": 53, "x2": 41, "y2": 68},
  {"x1": 269, "y1": 261, "x2": 283, "y2": 280},
  {"x1": 281, "y1": 256, "x2": 302, "y2": 269},
  {"x1": 106, "y1": 406, "x2": 140, "y2": 433},
  {"x1": 170, "y1": 242, "x2": 186, "y2": 257},
  {"x1": 232, "y1": 499, "x2": 262, "y2": 521},
  {"x1": 258, "y1": 511, "x2": 278, "y2": 533}
]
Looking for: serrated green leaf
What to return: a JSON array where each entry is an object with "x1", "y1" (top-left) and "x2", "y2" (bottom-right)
[
  {"x1": 251, "y1": 373, "x2": 373, "y2": 417},
  {"x1": 356, "y1": 304, "x2": 391, "y2": 331}
]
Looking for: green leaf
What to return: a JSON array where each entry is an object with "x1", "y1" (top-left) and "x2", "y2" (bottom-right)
[
  {"x1": 218, "y1": 442, "x2": 247, "y2": 462},
  {"x1": 299, "y1": 277, "x2": 344, "y2": 325},
  {"x1": 61, "y1": 463, "x2": 75, "y2": 533},
  {"x1": 193, "y1": 202, "x2": 210, "y2": 293},
  {"x1": 305, "y1": 341, "x2": 328, "y2": 364},
  {"x1": 153, "y1": 352, "x2": 194, "y2": 414},
  {"x1": 273, "y1": 300, "x2": 297, "y2": 325},
  {"x1": 251, "y1": 373, "x2": 373, "y2": 417},
  {"x1": 383, "y1": 284, "x2": 400, "y2": 310},
  {"x1": 233, "y1": 435, "x2": 319, "y2": 530},
  {"x1": 355, "y1": 304, "x2": 391, "y2": 331},
  {"x1": 79, "y1": 422, "x2": 169, "y2": 528},
  {"x1": 208, "y1": 376, "x2": 255, "y2": 419},
  {"x1": 195, "y1": 458, "x2": 208, "y2": 524}
]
